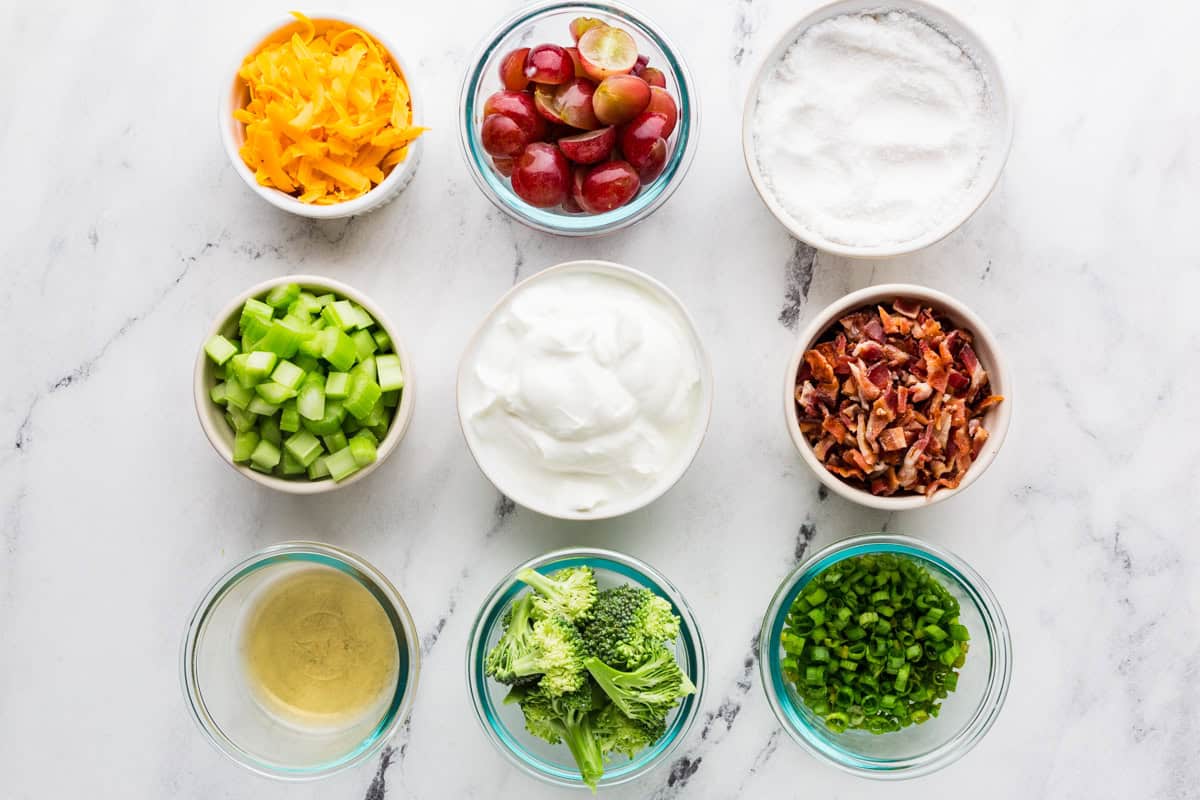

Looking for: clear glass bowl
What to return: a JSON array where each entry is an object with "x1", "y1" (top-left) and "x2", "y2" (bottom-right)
[
  {"x1": 466, "y1": 547, "x2": 706, "y2": 789},
  {"x1": 458, "y1": 0, "x2": 698, "y2": 236},
  {"x1": 180, "y1": 542, "x2": 420, "y2": 780},
  {"x1": 759, "y1": 534, "x2": 1011, "y2": 779}
]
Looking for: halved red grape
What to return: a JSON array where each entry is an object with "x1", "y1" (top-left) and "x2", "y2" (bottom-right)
[
  {"x1": 618, "y1": 111, "x2": 670, "y2": 178},
  {"x1": 581, "y1": 160, "x2": 640, "y2": 211},
  {"x1": 565, "y1": 47, "x2": 587, "y2": 77},
  {"x1": 633, "y1": 138, "x2": 667, "y2": 183},
  {"x1": 511, "y1": 142, "x2": 569, "y2": 207},
  {"x1": 593, "y1": 74, "x2": 651, "y2": 126},
  {"x1": 645, "y1": 87, "x2": 678, "y2": 137},
  {"x1": 525, "y1": 44, "x2": 574, "y2": 84},
  {"x1": 569, "y1": 17, "x2": 607, "y2": 42},
  {"x1": 555, "y1": 79, "x2": 599, "y2": 129},
  {"x1": 483, "y1": 91, "x2": 547, "y2": 141},
  {"x1": 577, "y1": 26, "x2": 638, "y2": 81},
  {"x1": 570, "y1": 165, "x2": 592, "y2": 212},
  {"x1": 481, "y1": 113, "x2": 528, "y2": 156},
  {"x1": 641, "y1": 67, "x2": 667, "y2": 88},
  {"x1": 558, "y1": 126, "x2": 616, "y2": 164},
  {"x1": 499, "y1": 48, "x2": 531, "y2": 91},
  {"x1": 533, "y1": 85, "x2": 565, "y2": 124},
  {"x1": 493, "y1": 156, "x2": 515, "y2": 177}
]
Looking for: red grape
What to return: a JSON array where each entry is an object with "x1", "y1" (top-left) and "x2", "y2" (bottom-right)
[
  {"x1": 641, "y1": 67, "x2": 667, "y2": 88},
  {"x1": 645, "y1": 87, "x2": 678, "y2": 137},
  {"x1": 558, "y1": 126, "x2": 616, "y2": 164},
  {"x1": 581, "y1": 160, "x2": 640, "y2": 211},
  {"x1": 555, "y1": 79, "x2": 599, "y2": 130},
  {"x1": 593, "y1": 75, "x2": 651, "y2": 126},
  {"x1": 481, "y1": 113, "x2": 528, "y2": 156},
  {"x1": 569, "y1": 17, "x2": 607, "y2": 42},
  {"x1": 577, "y1": 26, "x2": 638, "y2": 81},
  {"x1": 493, "y1": 156, "x2": 515, "y2": 177},
  {"x1": 619, "y1": 112, "x2": 670, "y2": 179},
  {"x1": 483, "y1": 91, "x2": 547, "y2": 141},
  {"x1": 498, "y1": 48, "x2": 530, "y2": 91},
  {"x1": 511, "y1": 142, "x2": 569, "y2": 207},
  {"x1": 525, "y1": 44, "x2": 573, "y2": 84}
]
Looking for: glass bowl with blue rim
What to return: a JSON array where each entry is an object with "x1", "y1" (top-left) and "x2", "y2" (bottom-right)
[
  {"x1": 467, "y1": 547, "x2": 706, "y2": 789},
  {"x1": 758, "y1": 534, "x2": 1012, "y2": 779},
  {"x1": 458, "y1": 0, "x2": 698, "y2": 236},
  {"x1": 180, "y1": 541, "x2": 420, "y2": 780}
]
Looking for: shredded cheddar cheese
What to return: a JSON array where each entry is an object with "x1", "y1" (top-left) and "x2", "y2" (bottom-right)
[{"x1": 234, "y1": 12, "x2": 425, "y2": 204}]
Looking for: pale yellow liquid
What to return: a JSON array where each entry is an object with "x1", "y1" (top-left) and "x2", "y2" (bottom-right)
[{"x1": 240, "y1": 566, "x2": 399, "y2": 730}]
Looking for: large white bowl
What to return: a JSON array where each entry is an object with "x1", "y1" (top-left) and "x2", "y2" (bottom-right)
[
  {"x1": 742, "y1": 0, "x2": 1013, "y2": 258},
  {"x1": 456, "y1": 260, "x2": 713, "y2": 520},
  {"x1": 194, "y1": 275, "x2": 415, "y2": 494},
  {"x1": 219, "y1": 14, "x2": 423, "y2": 219},
  {"x1": 784, "y1": 283, "x2": 1012, "y2": 510}
]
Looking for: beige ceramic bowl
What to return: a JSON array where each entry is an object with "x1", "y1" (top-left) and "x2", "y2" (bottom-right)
[
  {"x1": 219, "y1": 14, "x2": 423, "y2": 219},
  {"x1": 194, "y1": 275, "x2": 415, "y2": 494},
  {"x1": 784, "y1": 283, "x2": 1011, "y2": 510}
]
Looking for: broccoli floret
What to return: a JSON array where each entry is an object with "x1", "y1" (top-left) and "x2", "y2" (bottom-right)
[
  {"x1": 579, "y1": 585, "x2": 681, "y2": 669},
  {"x1": 485, "y1": 594, "x2": 539, "y2": 685},
  {"x1": 584, "y1": 648, "x2": 695, "y2": 727},
  {"x1": 520, "y1": 684, "x2": 606, "y2": 792},
  {"x1": 592, "y1": 702, "x2": 665, "y2": 760},
  {"x1": 487, "y1": 598, "x2": 587, "y2": 695},
  {"x1": 517, "y1": 566, "x2": 598, "y2": 622}
]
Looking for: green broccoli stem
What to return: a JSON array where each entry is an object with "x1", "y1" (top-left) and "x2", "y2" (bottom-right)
[
  {"x1": 517, "y1": 568, "x2": 567, "y2": 605},
  {"x1": 560, "y1": 712, "x2": 605, "y2": 793}
]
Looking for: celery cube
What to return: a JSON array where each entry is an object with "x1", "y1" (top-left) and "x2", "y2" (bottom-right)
[
  {"x1": 280, "y1": 451, "x2": 306, "y2": 475},
  {"x1": 213, "y1": 363, "x2": 226, "y2": 380},
  {"x1": 247, "y1": 396, "x2": 280, "y2": 416},
  {"x1": 298, "y1": 334, "x2": 324, "y2": 358},
  {"x1": 271, "y1": 360, "x2": 306, "y2": 390},
  {"x1": 259, "y1": 416, "x2": 282, "y2": 446},
  {"x1": 257, "y1": 321, "x2": 306, "y2": 358},
  {"x1": 369, "y1": 424, "x2": 389, "y2": 441},
  {"x1": 322, "y1": 432, "x2": 348, "y2": 453},
  {"x1": 376, "y1": 355, "x2": 405, "y2": 391},
  {"x1": 322, "y1": 300, "x2": 357, "y2": 330},
  {"x1": 232, "y1": 430, "x2": 259, "y2": 463},
  {"x1": 362, "y1": 399, "x2": 388, "y2": 428},
  {"x1": 325, "y1": 446, "x2": 360, "y2": 482},
  {"x1": 244, "y1": 351, "x2": 278, "y2": 381},
  {"x1": 265, "y1": 283, "x2": 300, "y2": 309},
  {"x1": 371, "y1": 329, "x2": 392, "y2": 351},
  {"x1": 249, "y1": 440, "x2": 281, "y2": 472},
  {"x1": 205, "y1": 335, "x2": 238, "y2": 365},
  {"x1": 344, "y1": 374, "x2": 382, "y2": 421},
  {"x1": 322, "y1": 329, "x2": 358, "y2": 371},
  {"x1": 240, "y1": 298, "x2": 274, "y2": 332},
  {"x1": 297, "y1": 373, "x2": 326, "y2": 421},
  {"x1": 228, "y1": 354, "x2": 254, "y2": 388},
  {"x1": 285, "y1": 430, "x2": 324, "y2": 467},
  {"x1": 351, "y1": 356, "x2": 377, "y2": 383},
  {"x1": 307, "y1": 456, "x2": 331, "y2": 480},
  {"x1": 223, "y1": 379, "x2": 253, "y2": 410},
  {"x1": 226, "y1": 406, "x2": 257, "y2": 433},
  {"x1": 209, "y1": 382, "x2": 228, "y2": 405},
  {"x1": 349, "y1": 432, "x2": 378, "y2": 467},
  {"x1": 280, "y1": 400, "x2": 300, "y2": 433},
  {"x1": 352, "y1": 329, "x2": 377, "y2": 361},
  {"x1": 300, "y1": 399, "x2": 346, "y2": 436},
  {"x1": 325, "y1": 372, "x2": 351, "y2": 399},
  {"x1": 314, "y1": 293, "x2": 334, "y2": 308},
  {"x1": 382, "y1": 390, "x2": 400, "y2": 408},
  {"x1": 351, "y1": 304, "x2": 375, "y2": 330},
  {"x1": 289, "y1": 291, "x2": 323, "y2": 317},
  {"x1": 294, "y1": 354, "x2": 320, "y2": 374},
  {"x1": 255, "y1": 382, "x2": 297, "y2": 405}
]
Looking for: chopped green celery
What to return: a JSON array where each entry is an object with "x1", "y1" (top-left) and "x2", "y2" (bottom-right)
[
  {"x1": 265, "y1": 283, "x2": 301, "y2": 309},
  {"x1": 209, "y1": 382, "x2": 228, "y2": 405},
  {"x1": 259, "y1": 416, "x2": 282, "y2": 446},
  {"x1": 247, "y1": 396, "x2": 280, "y2": 416},
  {"x1": 223, "y1": 379, "x2": 253, "y2": 410},
  {"x1": 280, "y1": 400, "x2": 300, "y2": 432},
  {"x1": 249, "y1": 439, "x2": 281, "y2": 472},
  {"x1": 241, "y1": 332, "x2": 263, "y2": 355},
  {"x1": 280, "y1": 451, "x2": 306, "y2": 475},
  {"x1": 204, "y1": 334, "x2": 238, "y2": 365},
  {"x1": 298, "y1": 333, "x2": 325, "y2": 358},
  {"x1": 257, "y1": 320, "x2": 304, "y2": 358},
  {"x1": 244, "y1": 351, "x2": 278, "y2": 381},
  {"x1": 344, "y1": 374, "x2": 382, "y2": 420},
  {"x1": 232, "y1": 430, "x2": 259, "y2": 462},
  {"x1": 226, "y1": 406, "x2": 257, "y2": 433},
  {"x1": 321, "y1": 300, "x2": 357, "y2": 330},
  {"x1": 382, "y1": 389, "x2": 400, "y2": 408},
  {"x1": 213, "y1": 363, "x2": 226, "y2": 380},
  {"x1": 343, "y1": 415, "x2": 361, "y2": 434},
  {"x1": 284, "y1": 430, "x2": 324, "y2": 467},
  {"x1": 375, "y1": 354, "x2": 405, "y2": 391},
  {"x1": 325, "y1": 446, "x2": 361, "y2": 482},
  {"x1": 293, "y1": 354, "x2": 320, "y2": 374},
  {"x1": 311, "y1": 317, "x2": 328, "y2": 330},
  {"x1": 353, "y1": 429, "x2": 379, "y2": 446},
  {"x1": 322, "y1": 431, "x2": 349, "y2": 452},
  {"x1": 351, "y1": 356, "x2": 377, "y2": 383},
  {"x1": 352, "y1": 329, "x2": 378, "y2": 360},
  {"x1": 300, "y1": 399, "x2": 346, "y2": 436},
  {"x1": 369, "y1": 423, "x2": 389, "y2": 441},
  {"x1": 351, "y1": 304, "x2": 375, "y2": 330},
  {"x1": 228, "y1": 354, "x2": 254, "y2": 388},
  {"x1": 297, "y1": 373, "x2": 326, "y2": 421},
  {"x1": 314, "y1": 293, "x2": 334, "y2": 308},
  {"x1": 271, "y1": 360, "x2": 306, "y2": 390},
  {"x1": 290, "y1": 291, "x2": 323, "y2": 317},
  {"x1": 255, "y1": 382, "x2": 297, "y2": 405},
  {"x1": 371, "y1": 329, "x2": 392, "y2": 350},
  {"x1": 239, "y1": 298, "x2": 274, "y2": 333},
  {"x1": 349, "y1": 432, "x2": 378, "y2": 467},
  {"x1": 362, "y1": 399, "x2": 388, "y2": 428},
  {"x1": 307, "y1": 456, "x2": 331, "y2": 480},
  {"x1": 325, "y1": 372, "x2": 351, "y2": 399},
  {"x1": 322, "y1": 328, "x2": 358, "y2": 371}
]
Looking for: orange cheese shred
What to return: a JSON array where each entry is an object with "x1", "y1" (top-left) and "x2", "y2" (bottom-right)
[{"x1": 235, "y1": 12, "x2": 426, "y2": 204}]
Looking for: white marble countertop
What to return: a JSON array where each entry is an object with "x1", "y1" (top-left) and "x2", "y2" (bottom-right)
[{"x1": 3, "y1": 0, "x2": 1197, "y2": 797}]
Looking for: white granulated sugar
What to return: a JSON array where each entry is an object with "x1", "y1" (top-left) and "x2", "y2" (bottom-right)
[{"x1": 753, "y1": 11, "x2": 993, "y2": 247}]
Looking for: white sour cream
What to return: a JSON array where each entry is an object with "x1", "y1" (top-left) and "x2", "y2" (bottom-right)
[{"x1": 459, "y1": 267, "x2": 706, "y2": 516}]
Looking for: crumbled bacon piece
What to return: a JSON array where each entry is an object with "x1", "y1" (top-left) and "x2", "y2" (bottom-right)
[{"x1": 795, "y1": 298, "x2": 1003, "y2": 499}]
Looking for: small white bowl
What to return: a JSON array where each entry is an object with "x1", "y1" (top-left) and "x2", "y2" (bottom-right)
[
  {"x1": 456, "y1": 260, "x2": 713, "y2": 520},
  {"x1": 742, "y1": 0, "x2": 1013, "y2": 258},
  {"x1": 194, "y1": 275, "x2": 415, "y2": 494},
  {"x1": 784, "y1": 284, "x2": 1012, "y2": 510},
  {"x1": 219, "y1": 14, "x2": 423, "y2": 219}
]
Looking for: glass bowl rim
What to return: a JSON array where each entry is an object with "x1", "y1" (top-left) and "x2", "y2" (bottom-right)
[
  {"x1": 457, "y1": 0, "x2": 700, "y2": 237},
  {"x1": 180, "y1": 540, "x2": 421, "y2": 780},
  {"x1": 465, "y1": 546, "x2": 707, "y2": 789},
  {"x1": 757, "y1": 533, "x2": 1012, "y2": 779}
]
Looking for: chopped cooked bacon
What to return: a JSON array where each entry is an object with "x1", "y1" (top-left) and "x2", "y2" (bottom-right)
[{"x1": 795, "y1": 298, "x2": 1003, "y2": 500}]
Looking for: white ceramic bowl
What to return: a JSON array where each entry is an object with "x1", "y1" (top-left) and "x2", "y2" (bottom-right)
[
  {"x1": 742, "y1": 0, "x2": 1013, "y2": 258},
  {"x1": 784, "y1": 284, "x2": 1011, "y2": 510},
  {"x1": 456, "y1": 260, "x2": 713, "y2": 520},
  {"x1": 194, "y1": 275, "x2": 415, "y2": 494},
  {"x1": 219, "y1": 14, "x2": 423, "y2": 219}
]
